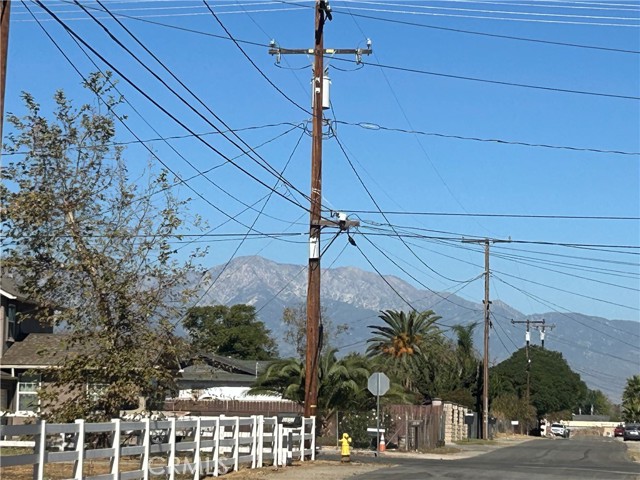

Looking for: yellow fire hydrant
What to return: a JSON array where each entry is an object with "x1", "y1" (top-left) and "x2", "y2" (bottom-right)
[{"x1": 339, "y1": 433, "x2": 352, "y2": 463}]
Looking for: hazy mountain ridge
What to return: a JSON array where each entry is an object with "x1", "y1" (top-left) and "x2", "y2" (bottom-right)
[{"x1": 197, "y1": 256, "x2": 638, "y2": 403}]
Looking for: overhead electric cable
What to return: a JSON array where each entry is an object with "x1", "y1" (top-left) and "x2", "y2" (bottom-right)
[
  {"x1": 332, "y1": 133, "x2": 471, "y2": 284},
  {"x1": 348, "y1": 209, "x2": 640, "y2": 220},
  {"x1": 337, "y1": 120, "x2": 640, "y2": 156},
  {"x1": 24, "y1": 0, "x2": 296, "y2": 244},
  {"x1": 331, "y1": 4, "x2": 640, "y2": 28},
  {"x1": 330, "y1": 57, "x2": 640, "y2": 101},
  {"x1": 88, "y1": 0, "x2": 313, "y2": 205},
  {"x1": 201, "y1": 0, "x2": 310, "y2": 114},
  {"x1": 493, "y1": 269, "x2": 639, "y2": 311},
  {"x1": 360, "y1": 232, "x2": 482, "y2": 312},
  {"x1": 493, "y1": 275, "x2": 640, "y2": 346},
  {"x1": 279, "y1": 0, "x2": 640, "y2": 53},
  {"x1": 34, "y1": 0, "x2": 317, "y2": 217}
]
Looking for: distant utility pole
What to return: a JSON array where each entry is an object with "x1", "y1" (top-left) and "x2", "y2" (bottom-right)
[
  {"x1": 1, "y1": 0, "x2": 11, "y2": 145},
  {"x1": 462, "y1": 237, "x2": 510, "y2": 440},
  {"x1": 269, "y1": 0, "x2": 368, "y2": 419},
  {"x1": 511, "y1": 318, "x2": 547, "y2": 408}
]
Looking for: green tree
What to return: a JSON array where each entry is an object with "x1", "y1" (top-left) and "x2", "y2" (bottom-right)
[
  {"x1": 622, "y1": 375, "x2": 640, "y2": 422},
  {"x1": 490, "y1": 347, "x2": 588, "y2": 418},
  {"x1": 184, "y1": 304, "x2": 278, "y2": 360},
  {"x1": 1, "y1": 75, "x2": 203, "y2": 422},
  {"x1": 282, "y1": 304, "x2": 349, "y2": 361},
  {"x1": 579, "y1": 389, "x2": 614, "y2": 417}
]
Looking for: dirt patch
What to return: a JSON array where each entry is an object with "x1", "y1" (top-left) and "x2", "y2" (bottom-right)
[
  {"x1": 219, "y1": 460, "x2": 387, "y2": 480},
  {"x1": 625, "y1": 440, "x2": 640, "y2": 463}
]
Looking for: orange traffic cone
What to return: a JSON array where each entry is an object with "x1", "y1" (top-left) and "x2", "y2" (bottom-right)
[{"x1": 379, "y1": 433, "x2": 386, "y2": 452}]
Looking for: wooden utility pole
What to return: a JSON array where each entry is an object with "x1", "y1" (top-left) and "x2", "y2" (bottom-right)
[
  {"x1": 462, "y1": 237, "x2": 510, "y2": 439},
  {"x1": 1, "y1": 0, "x2": 11, "y2": 145},
  {"x1": 482, "y1": 240, "x2": 490, "y2": 440},
  {"x1": 305, "y1": 0, "x2": 326, "y2": 420},
  {"x1": 269, "y1": 0, "x2": 369, "y2": 419},
  {"x1": 511, "y1": 317, "x2": 546, "y2": 434}
]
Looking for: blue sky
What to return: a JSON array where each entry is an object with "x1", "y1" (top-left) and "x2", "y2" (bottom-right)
[{"x1": 4, "y1": 0, "x2": 640, "y2": 337}]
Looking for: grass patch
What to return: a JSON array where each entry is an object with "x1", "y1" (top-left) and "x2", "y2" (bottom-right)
[{"x1": 0, "y1": 447, "x2": 32, "y2": 457}]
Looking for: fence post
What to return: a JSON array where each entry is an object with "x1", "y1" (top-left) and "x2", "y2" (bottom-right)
[
  {"x1": 142, "y1": 417, "x2": 150, "y2": 480},
  {"x1": 299, "y1": 420, "x2": 304, "y2": 463},
  {"x1": 168, "y1": 417, "x2": 176, "y2": 480},
  {"x1": 271, "y1": 418, "x2": 279, "y2": 467},
  {"x1": 234, "y1": 417, "x2": 240, "y2": 472},
  {"x1": 74, "y1": 419, "x2": 85, "y2": 480},
  {"x1": 256, "y1": 415, "x2": 264, "y2": 468},
  {"x1": 32, "y1": 419, "x2": 46, "y2": 480},
  {"x1": 213, "y1": 417, "x2": 220, "y2": 478},
  {"x1": 111, "y1": 419, "x2": 121, "y2": 478},
  {"x1": 251, "y1": 416, "x2": 257, "y2": 468},
  {"x1": 193, "y1": 417, "x2": 201, "y2": 480},
  {"x1": 311, "y1": 416, "x2": 316, "y2": 461}
]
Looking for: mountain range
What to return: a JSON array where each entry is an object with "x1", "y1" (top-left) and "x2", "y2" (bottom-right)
[{"x1": 196, "y1": 255, "x2": 639, "y2": 404}]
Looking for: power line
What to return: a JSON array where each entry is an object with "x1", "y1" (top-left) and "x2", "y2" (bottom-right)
[
  {"x1": 87, "y1": 0, "x2": 314, "y2": 206},
  {"x1": 330, "y1": 57, "x2": 640, "y2": 101},
  {"x1": 336, "y1": 0, "x2": 640, "y2": 22},
  {"x1": 23, "y1": 0, "x2": 295, "y2": 244},
  {"x1": 331, "y1": 3, "x2": 640, "y2": 28},
  {"x1": 286, "y1": 0, "x2": 640, "y2": 54},
  {"x1": 332, "y1": 132, "x2": 471, "y2": 284},
  {"x1": 351, "y1": 240, "x2": 418, "y2": 312},
  {"x1": 493, "y1": 275, "x2": 640, "y2": 347},
  {"x1": 360, "y1": 232, "x2": 484, "y2": 312},
  {"x1": 34, "y1": 0, "x2": 316, "y2": 218},
  {"x1": 201, "y1": 0, "x2": 310, "y2": 114},
  {"x1": 43, "y1": 0, "x2": 640, "y2": 58},
  {"x1": 348, "y1": 209, "x2": 640, "y2": 220},
  {"x1": 493, "y1": 269, "x2": 639, "y2": 311},
  {"x1": 358, "y1": 220, "x2": 640, "y2": 252},
  {"x1": 336, "y1": 120, "x2": 640, "y2": 156}
]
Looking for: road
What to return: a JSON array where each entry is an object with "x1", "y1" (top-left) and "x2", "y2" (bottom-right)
[{"x1": 348, "y1": 437, "x2": 640, "y2": 479}]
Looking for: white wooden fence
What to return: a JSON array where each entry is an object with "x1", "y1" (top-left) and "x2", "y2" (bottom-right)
[{"x1": 0, "y1": 415, "x2": 315, "y2": 479}]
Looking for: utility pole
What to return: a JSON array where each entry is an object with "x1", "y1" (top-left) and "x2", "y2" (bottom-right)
[
  {"x1": 269, "y1": 0, "x2": 369, "y2": 419},
  {"x1": 462, "y1": 237, "x2": 510, "y2": 439},
  {"x1": 511, "y1": 318, "x2": 546, "y2": 433},
  {"x1": 1, "y1": 0, "x2": 11, "y2": 145}
]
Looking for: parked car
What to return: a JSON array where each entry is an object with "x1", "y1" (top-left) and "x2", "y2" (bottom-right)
[
  {"x1": 550, "y1": 423, "x2": 569, "y2": 438},
  {"x1": 623, "y1": 424, "x2": 640, "y2": 441},
  {"x1": 614, "y1": 424, "x2": 625, "y2": 437}
]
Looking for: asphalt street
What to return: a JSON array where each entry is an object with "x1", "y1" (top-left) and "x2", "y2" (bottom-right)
[{"x1": 347, "y1": 437, "x2": 640, "y2": 479}]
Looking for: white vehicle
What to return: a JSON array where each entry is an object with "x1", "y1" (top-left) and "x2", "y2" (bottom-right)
[{"x1": 550, "y1": 423, "x2": 569, "y2": 438}]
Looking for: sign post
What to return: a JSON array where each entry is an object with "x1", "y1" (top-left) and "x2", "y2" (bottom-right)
[{"x1": 367, "y1": 372, "x2": 390, "y2": 455}]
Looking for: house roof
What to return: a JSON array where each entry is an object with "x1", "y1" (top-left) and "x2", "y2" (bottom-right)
[
  {"x1": 0, "y1": 274, "x2": 33, "y2": 303},
  {"x1": 191, "y1": 353, "x2": 271, "y2": 376},
  {"x1": 0, "y1": 333, "x2": 72, "y2": 368}
]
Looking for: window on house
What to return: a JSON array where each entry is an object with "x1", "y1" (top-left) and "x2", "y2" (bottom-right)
[
  {"x1": 17, "y1": 375, "x2": 40, "y2": 413},
  {"x1": 7, "y1": 304, "x2": 16, "y2": 340},
  {"x1": 87, "y1": 382, "x2": 109, "y2": 402}
]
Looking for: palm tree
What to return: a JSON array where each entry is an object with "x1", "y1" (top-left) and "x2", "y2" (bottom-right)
[
  {"x1": 366, "y1": 309, "x2": 442, "y2": 390},
  {"x1": 367, "y1": 309, "x2": 442, "y2": 358},
  {"x1": 451, "y1": 322, "x2": 481, "y2": 389},
  {"x1": 247, "y1": 350, "x2": 380, "y2": 433}
]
